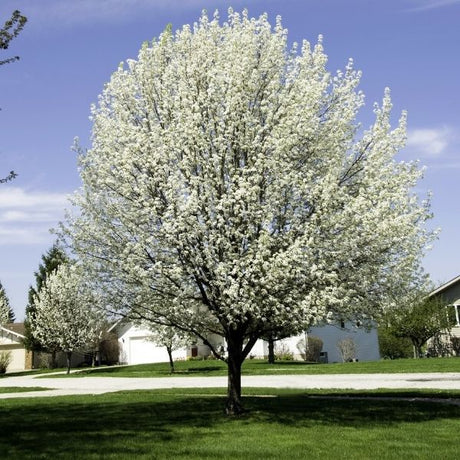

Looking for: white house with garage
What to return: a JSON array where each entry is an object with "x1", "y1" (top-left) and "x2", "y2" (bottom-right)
[{"x1": 113, "y1": 319, "x2": 380, "y2": 365}]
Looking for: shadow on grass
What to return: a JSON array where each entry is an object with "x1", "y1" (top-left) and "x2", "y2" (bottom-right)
[
  {"x1": 1, "y1": 390, "x2": 459, "y2": 458},
  {"x1": 74, "y1": 364, "x2": 224, "y2": 377}
]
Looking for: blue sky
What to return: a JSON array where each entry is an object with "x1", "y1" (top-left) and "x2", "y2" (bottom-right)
[{"x1": 1, "y1": 0, "x2": 459, "y2": 319}]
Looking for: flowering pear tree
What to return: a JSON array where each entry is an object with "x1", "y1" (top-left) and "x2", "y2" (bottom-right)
[
  {"x1": 146, "y1": 324, "x2": 189, "y2": 373},
  {"x1": 66, "y1": 10, "x2": 433, "y2": 414},
  {"x1": 32, "y1": 263, "x2": 106, "y2": 374}
]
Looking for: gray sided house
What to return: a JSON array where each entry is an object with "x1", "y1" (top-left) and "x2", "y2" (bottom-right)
[{"x1": 429, "y1": 275, "x2": 460, "y2": 355}]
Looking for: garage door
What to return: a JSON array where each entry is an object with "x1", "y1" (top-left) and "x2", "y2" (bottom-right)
[{"x1": 129, "y1": 337, "x2": 168, "y2": 365}]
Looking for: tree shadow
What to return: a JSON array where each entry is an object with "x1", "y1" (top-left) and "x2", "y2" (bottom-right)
[{"x1": 0, "y1": 390, "x2": 459, "y2": 458}]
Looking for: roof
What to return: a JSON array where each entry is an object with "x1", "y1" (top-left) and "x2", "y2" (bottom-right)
[
  {"x1": 429, "y1": 275, "x2": 460, "y2": 298},
  {"x1": 0, "y1": 322, "x2": 26, "y2": 339}
]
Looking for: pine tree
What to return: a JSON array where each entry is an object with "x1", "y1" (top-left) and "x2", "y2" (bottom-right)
[{"x1": 0, "y1": 281, "x2": 13, "y2": 326}]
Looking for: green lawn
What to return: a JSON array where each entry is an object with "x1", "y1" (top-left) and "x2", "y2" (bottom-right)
[
  {"x1": 0, "y1": 387, "x2": 50, "y2": 394},
  {"x1": 52, "y1": 356, "x2": 460, "y2": 378},
  {"x1": 1, "y1": 388, "x2": 459, "y2": 459}
]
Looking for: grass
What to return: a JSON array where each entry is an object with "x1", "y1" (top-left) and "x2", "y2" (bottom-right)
[
  {"x1": 0, "y1": 368, "x2": 70, "y2": 378},
  {"x1": 51, "y1": 356, "x2": 460, "y2": 378},
  {"x1": 0, "y1": 387, "x2": 50, "y2": 394},
  {"x1": 1, "y1": 388, "x2": 459, "y2": 459}
]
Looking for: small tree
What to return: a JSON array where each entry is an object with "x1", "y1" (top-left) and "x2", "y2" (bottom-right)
[
  {"x1": 385, "y1": 294, "x2": 454, "y2": 358},
  {"x1": 24, "y1": 243, "x2": 69, "y2": 357},
  {"x1": 31, "y1": 263, "x2": 106, "y2": 374},
  {"x1": 147, "y1": 324, "x2": 189, "y2": 373}
]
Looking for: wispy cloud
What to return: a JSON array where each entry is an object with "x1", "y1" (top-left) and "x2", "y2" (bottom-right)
[
  {"x1": 0, "y1": 187, "x2": 68, "y2": 245},
  {"x1": 406, "y1": 127, "x2": 452, "y2": 157},
  {"x1": 406, "y1": 0, "x2": 460, "y2": 11},
  {"x1": 17, "y1": 0, "x2": 241, "y2": 28}
]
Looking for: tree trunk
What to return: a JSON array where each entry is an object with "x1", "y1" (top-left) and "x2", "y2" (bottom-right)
[
  {"x1": 226, "y1": 334, "x2": 244, "y2": 415},
  {"x1": 413, "y1": 342, "x2": 423, "y2": 359},
  {"x1": 51, "y1": 350, "x2": 57, "y2": 369},
  {"x1": 167, "y1": 346, "x2": 174, "y2": 374},
  {"x1": 267, "y1": 336, "x2": 275, "y2": 364},
  {"x1": 66, "y1": 351, "x2": 72, "y2": 374}
]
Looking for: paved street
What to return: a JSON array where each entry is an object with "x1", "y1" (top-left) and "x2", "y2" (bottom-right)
[{"x1": 1, "y1": 372, "x2": 460, "y2": 399}]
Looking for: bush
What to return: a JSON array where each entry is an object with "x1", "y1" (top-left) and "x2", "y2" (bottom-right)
[
  {"x1": 451, "y1": 337, "x2": 460, "y2": 356},
  {"x1": 378, "y1": 327, "x2": 413, "y2": 359},
  {"x1": 0, "y1": 351, "x2": 12, "y2": 373},
  {"x1": 337, "y1": 337, "x2": 358, "y2": 362},
  {"x1": 297, "y1": 335, "x2": 323, "y2": 362},
  {"x1": 274, "y1": 341, "x2": 294, "y2": 361}
]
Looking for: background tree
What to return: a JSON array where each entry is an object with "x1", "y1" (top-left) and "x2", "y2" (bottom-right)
[
  {"x1": 146, "y1": 324, "x2": 189, "y2": 373},
  {"x1": 31, "y1": 263, "x2": 106, "y2": 374},
  {"x1": 1, "y1": 10, "x2": 27, "y2": 184},
  {"x1": 378, "y1": 325, "x2": 413, "y2": 359},
  {"x1": 0, "y1": 281, "x2": 15, "y2": 324},
  {"x1": 0, "y1": 282, "x2": 10, "y2": 327},
  {"x1": 24, "y1": 244, "x2": 69, "y2": 354},
  {"x1": 65, "y1": 10, "x2": 433, "y2": 414},
  {"x1": 383, "y1": 293, "x2": 454, "y2": 358}
]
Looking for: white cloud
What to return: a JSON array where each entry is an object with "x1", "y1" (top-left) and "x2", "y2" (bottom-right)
[
  {"x1": 0, "y1": 187, "x2": 68, "y2": 245},
  {"x1": 406, "y1": 127, "x2": 452, "y2": 157},
  {"x1": 406, "y1": 0, "x2": 460, "y2": 11}
]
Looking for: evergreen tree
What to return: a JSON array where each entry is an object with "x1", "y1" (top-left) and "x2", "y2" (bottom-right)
[
  {"x1": 0, "y1": 281, "x2": 12, "y2": 326},
  {"x1": 24, "y1": 243, "x2": 68, "y2": 351}
]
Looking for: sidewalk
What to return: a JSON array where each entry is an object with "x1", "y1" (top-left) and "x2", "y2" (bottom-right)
[{"x1": 1, "y1": 372, "x2": 460, "y2": 399}]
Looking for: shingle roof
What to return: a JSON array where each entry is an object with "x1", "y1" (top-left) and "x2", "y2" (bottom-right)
[
  {"x1": 429, "y1": 275, "x2": 460, "y2": 297},
  {"x1": 1, "y1": 322, "x2": 26, "y2": 338}
]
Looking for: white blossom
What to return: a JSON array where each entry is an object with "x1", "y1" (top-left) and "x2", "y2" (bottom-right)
[{"x1": 31, "y1": 263, "x2": 106, "y2": 360}]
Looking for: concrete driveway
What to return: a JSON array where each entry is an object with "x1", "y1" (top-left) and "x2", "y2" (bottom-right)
[{"x1": 1, "y1": 372, "x2": 460, "y2": 399}]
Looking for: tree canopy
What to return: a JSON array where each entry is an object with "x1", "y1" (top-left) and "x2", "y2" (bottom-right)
[
  {"x1": 65, "y1": 10, "x2": 434, "y2": 414},
  {"x1": 384, "y1": 292, "x2": 454, "y2": 358},
  {"x1": 24, "y1": 243, "x2": 69, "y2": 351},
  {"x1": 31, "y1": 263, "x2": 106, "y2": 374}
]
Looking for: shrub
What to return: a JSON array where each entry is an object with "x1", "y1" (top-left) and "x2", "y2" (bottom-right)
[
  {"x1": 297, "y1": 335, "x2": 323, "y2": 362},
  {"x1": 0, "y1": 351, "x2": 12, "y2": 374},
  {"x1": 378, "y1": 327, "x2": 413, "y2": 359},
  {"x1": 451, "y1": 337, "x2": 460, "y2": 356},
  {"x1": 274, "y1": 341, "x2": 294, "y2": 361},
  {"x1": 337, "y1": 337, "x2": 358, "y2": 362}
]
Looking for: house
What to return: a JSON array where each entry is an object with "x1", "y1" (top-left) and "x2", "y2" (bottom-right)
[
  {"x1": 0, "y1": 323, "x2": 89, "y2": 372},
  {"x1": 269, "y1": 321, "x2": 380, "y2": 363},
  {"x1": 428, "y1": 275, "x2": 460, "y2": 355},
  {"x1": 114, "y1": 321, "x2": 189, "y2": 365},
  {"x1": 0, "y1": 323, "x2": 33, "y2": 371},
  {"x1": 114, "y1": 320, "x2": 380, "y2": 365}
]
